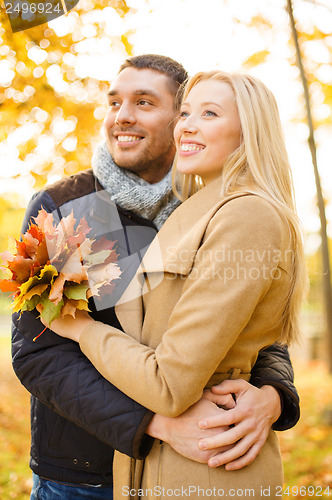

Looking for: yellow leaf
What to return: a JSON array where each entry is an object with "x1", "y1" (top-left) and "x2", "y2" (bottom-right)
[
  {"x1": 242, "y1": 50, "x2": 270, "y2": 69},
  {"x1": 22, "y1": 283, "x2": 49, "y2": 302},
  {"x1": 75, "y1": 299, "x2": 90, "y2": 311},
  {"x1": 13, "y1": 264, "x2": 58, "y2": 311}
]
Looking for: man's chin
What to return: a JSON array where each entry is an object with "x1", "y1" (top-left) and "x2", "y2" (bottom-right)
[{"x1": 112, "y1": 157, "x2": 144, "y2": 174}]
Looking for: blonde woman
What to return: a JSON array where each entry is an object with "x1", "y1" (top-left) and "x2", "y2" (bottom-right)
[{"x1": 46, "y1": 71, "x2": 307, "y2": 498}]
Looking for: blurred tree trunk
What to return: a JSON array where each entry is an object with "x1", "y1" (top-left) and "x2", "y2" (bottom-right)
[{"x1": 286, "y1": 0, "x2": 332, "y2": 372}]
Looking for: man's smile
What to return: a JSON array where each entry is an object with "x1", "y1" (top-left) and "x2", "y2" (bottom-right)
[{"x1": 114, "y1": 134, "x2": 145, "y2": 146}]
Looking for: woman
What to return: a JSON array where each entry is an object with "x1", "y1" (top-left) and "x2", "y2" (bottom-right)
[{"x1": 47, "y1": 71, "x2": 307, "y2": 498}]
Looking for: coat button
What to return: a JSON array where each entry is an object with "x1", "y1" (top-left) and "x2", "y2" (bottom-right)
[
  {"x1": 73, "y1": 459, "x2": 78, "y2": 464},
  {"x1": 85, "y1": 461, "x2": 90, "y2": 467}
]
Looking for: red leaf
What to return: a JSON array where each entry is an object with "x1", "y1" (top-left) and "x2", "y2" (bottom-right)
[
  {"x1": 27, "y1": 224, "x2": 45, "y2": 244},
  {"x1": 33, "y1": 239, "x2": 49, "y2": 267},
  {"x1": 105, "y1": 249, "x2": 119, "y2": 264},
  {"x1": 48, "y1": 273, "x2": 66, "y2": 305},
  {"x1": 15, "y1": 240, "x2": 30, "y2": 259},
  {"x1": 91, "y1": 237, "x2": 116, "y2": 253},
  {"x1": 77, "y1": 216, "x2": 92, "y2": 237},
  {"x1": 67, "y1": 216, "x2": 91, "y2": 248},
  {"x1": 60, "y1": 297, "x2": 77, "y2": 318},
  {"x1": 0, "y1": 279, "x2": 20, "y2": 292},
  {"x1": 0, "y1": 251, "x2": 15, "y2": 266},
  {"x1": 8, "y1": 255, "x2": 38, "y2": 282},
  {"x1": 33, "y1": 209, "x2": 55, "y2": 236},
  {"x1": 22, "y1": 231, "x2": 43, "y2": 257}
]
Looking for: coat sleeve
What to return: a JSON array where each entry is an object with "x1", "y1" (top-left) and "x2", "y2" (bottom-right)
[
  {"x1": 79, "y1": 197, "x2": 290, "y2": 417},
  {"x1": 250, "y1": 344, "x2": 300, "y2": 431},
  {"x1": 11, "y1": 191, "x2": 153, "y2": 459}
]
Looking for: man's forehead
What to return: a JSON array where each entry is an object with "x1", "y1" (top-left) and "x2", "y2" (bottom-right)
[{"x1": 108, "y1": 67, "x2": 172, "y2": 97}]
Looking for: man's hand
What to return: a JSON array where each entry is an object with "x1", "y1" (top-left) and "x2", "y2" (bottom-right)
[
  {"x1": 145, "y1": 390, "x2": 234, "y2": 463},
  {"x1": 197, "y1": 380, "x2": 281, "y2": 470}
]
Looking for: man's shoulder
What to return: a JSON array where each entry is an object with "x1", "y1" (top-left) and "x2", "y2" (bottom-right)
[{"x1": 43, "y1": 169, "x2": 97, "y2": 208}]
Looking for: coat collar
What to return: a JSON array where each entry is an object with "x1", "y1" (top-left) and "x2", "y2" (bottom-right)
[
  {"x1": 115, "y1": 178, "x2": 251, "y2": 336},
  {"x1": 139, "y1": 179, "x2": 251, "y2": 275}
]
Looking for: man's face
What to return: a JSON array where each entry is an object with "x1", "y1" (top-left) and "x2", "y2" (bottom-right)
[{"x1": 103, "y1": 67, "x2": 178, "y2": 183}]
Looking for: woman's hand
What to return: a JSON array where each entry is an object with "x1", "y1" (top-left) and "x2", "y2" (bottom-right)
[
  {"x1": 38, "y1": 307, "x2": 94, "y2": 343},
  {"x1": 197, "y1": 379, "x2": 281, "y2": 470}
]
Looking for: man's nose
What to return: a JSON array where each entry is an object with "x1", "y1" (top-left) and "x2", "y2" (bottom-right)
[{"x1": 115, "y1": 103, "x2": 136, "y2": 125}]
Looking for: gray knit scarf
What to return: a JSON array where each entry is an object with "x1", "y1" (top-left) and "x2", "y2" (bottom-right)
[{"x1": 91, "y1": 142, "x2": 181, "y2": 229}]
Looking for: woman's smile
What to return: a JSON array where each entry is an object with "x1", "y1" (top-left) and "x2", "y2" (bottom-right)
[{"x1": 179, "y1": 140, "x2": 206, "y2": 155}]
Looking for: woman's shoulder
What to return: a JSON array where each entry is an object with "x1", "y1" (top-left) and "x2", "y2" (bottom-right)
[
  {"x1": 208, "y1": 193, "x2": 290, "y2": 247},
  {"x1": 220, "y1": 193, "x2": 279, "y2": 214},
  {"x1": 216, "y1": 193, "x2": 284, "y2": 226}
]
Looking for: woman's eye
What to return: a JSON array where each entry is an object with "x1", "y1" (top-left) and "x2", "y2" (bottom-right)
[
  {"x1": 204, "y1": 110, "x2": 217, "y2": 117},
  {"x1": 179, "y1": 111, "x2": 189, "y2": 118}
]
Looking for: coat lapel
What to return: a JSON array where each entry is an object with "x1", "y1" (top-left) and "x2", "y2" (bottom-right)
[
  {"x1": 115, "y1": 177, "x2": 250, "y2": 338},
  {"x1": 140, "y1": 180, "x2": 251, "y2": 275}
]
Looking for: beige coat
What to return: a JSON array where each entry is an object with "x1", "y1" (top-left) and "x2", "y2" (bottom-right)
[{"x1": 80, "y1": 177, "x2": 293, "y2": 499}]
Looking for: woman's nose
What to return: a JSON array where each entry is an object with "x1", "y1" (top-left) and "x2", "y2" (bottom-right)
[{"x1": 180, "y1": 116, "x2": 198, "y2": 134}]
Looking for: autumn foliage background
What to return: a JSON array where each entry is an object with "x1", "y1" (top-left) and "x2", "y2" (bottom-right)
[{"x1": 0, "y1": 0, "x2": 332, "y2": 498}]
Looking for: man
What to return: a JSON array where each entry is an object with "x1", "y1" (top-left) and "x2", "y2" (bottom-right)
[{"x1": 12, "y1": 54, "x2": 299, "y2": 499}]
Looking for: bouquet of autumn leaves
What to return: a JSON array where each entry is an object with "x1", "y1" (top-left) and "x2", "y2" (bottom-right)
[{"x1": 0, "y1": 209, "x2": 121, "y2": 340}]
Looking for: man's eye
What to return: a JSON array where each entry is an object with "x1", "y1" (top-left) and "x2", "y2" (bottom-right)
[
  {"x1": 138, "y1": 100, "x2": 150, "y2": 106},
  {"x1": 109, "y1": 101, "x2": 120, "y2": 108}
]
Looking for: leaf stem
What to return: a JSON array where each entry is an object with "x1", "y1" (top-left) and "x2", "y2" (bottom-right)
[{"x1": 33, "y1": 326, "x2": 48, "y2": 342}]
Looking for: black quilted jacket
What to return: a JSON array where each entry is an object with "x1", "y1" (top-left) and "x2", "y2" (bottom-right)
[{"x1": 11, "y1": 170, "x2": 299, "y2": 485}]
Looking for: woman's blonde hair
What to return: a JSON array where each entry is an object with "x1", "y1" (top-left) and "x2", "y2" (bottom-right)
[{"x1": 172, "y1": 71, "x2": 308, "y2": 344}]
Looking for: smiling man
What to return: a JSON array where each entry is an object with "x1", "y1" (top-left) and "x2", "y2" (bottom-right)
[
  {"x1": 105, "y1": 68, "x2": 176, "y2": 182},
  {"x1": 12, "y1": 54, "x2": 300, "y2": 500}
]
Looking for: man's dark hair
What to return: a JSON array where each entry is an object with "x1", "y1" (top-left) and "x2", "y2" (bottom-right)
[{"x1": 119, "y1": 54, "x2": 188, "y2": 108}]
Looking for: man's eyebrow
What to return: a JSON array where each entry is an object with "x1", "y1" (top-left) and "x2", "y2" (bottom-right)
[{"x1": 107, "y1": 89, "x2": 160, "y2": 99}]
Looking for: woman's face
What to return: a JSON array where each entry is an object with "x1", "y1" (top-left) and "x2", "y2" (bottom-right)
[{"x1": 174, "y1": 79, "x2": 241, "y2": 184}]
